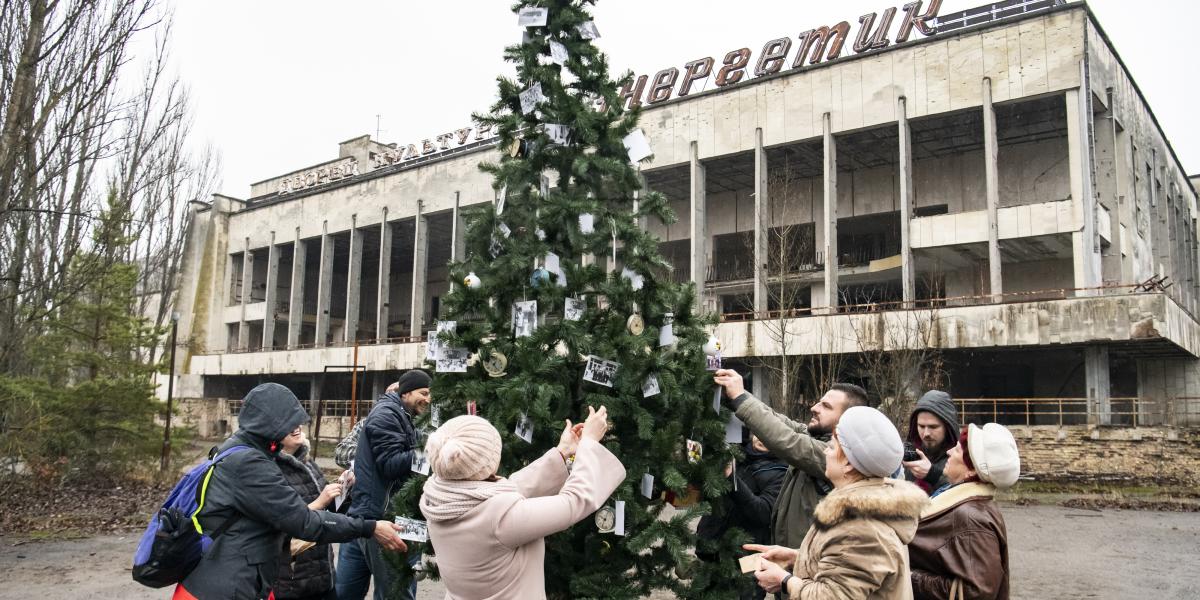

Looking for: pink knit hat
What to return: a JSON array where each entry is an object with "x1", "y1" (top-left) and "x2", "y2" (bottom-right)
[{"x1": 425, "y1": 415, "x2": 502, "y2": 481}]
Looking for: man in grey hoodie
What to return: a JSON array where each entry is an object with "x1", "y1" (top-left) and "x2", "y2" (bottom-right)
[{"x1": 902, "y1": 390, "x2": 961, "y2": 494}]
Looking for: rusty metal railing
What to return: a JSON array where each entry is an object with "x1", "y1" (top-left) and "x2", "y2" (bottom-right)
[{"x1": 953, "y1": 396, "x2": 1200, "y2": 428}]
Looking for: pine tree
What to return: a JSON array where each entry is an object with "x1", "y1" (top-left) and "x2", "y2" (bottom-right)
[{"x1": 396, "y1": 1, "x2": 747, "y2": 598}]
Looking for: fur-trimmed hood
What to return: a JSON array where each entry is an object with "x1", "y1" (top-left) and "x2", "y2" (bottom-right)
[{"x1": 812, "y1": 478, "x2": 929, "y2": 543}]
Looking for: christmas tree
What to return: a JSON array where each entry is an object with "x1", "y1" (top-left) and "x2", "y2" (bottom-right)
[{"x1": 397, "y1": 1, "x2": 746, "y2": 597}]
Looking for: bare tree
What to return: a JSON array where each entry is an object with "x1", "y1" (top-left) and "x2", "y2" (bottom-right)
[
  {"x1": 0, "y1": 0, "x2": 215, "y2": 376},
  {"x1": 846, "y1": 298, "x2": 946, "y2": 429}
]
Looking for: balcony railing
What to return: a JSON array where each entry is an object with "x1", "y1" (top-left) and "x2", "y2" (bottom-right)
[{"x1": 953, "y1": 396, "x2": 1200, "y2": 428}]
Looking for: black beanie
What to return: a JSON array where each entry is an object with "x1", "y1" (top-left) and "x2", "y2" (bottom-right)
[{"x1": 395, "y1": 369, "x2": 432, "y2": 397}]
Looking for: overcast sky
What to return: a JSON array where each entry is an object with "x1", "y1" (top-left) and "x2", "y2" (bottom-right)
[{"x1": 168, "y1": 0, "x2": 1199, "y2": 198}]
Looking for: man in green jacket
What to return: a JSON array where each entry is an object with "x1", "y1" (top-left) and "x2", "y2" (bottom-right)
[{"x1": 713, "y1": 369, "x2": 868, "y2": 549}]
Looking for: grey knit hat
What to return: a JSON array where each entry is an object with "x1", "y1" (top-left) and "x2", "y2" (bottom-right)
[{"x1": 836, "y1": 406, "x2": 904, "y2": 478}]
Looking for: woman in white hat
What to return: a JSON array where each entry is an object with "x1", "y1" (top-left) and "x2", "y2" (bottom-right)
[
  {"x1": 419, "y1": 406, "x2": 625, "y2": 600},
  {"x1": 909, "y1": 423, "x2": 1020, "y2": 600},
  {"x1": 747, "y1": 406, "x2": 929, "y2": 599}
]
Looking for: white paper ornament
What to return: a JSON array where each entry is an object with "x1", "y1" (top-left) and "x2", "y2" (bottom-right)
[
  {"x1": 549, "y1": 40, "x2": 568, "y2": 65},
  {"x1": 578, "y1": 213, "x2": 594, "y2": 234},
  {"x1": 463, "y1": 272, "x2": 481, "y2": 289},
  {"x1": 517, "y1": 7, "x2": 548, "y2": 28},
  {"x1": 703, "y1": 335, "x2": 723, "y2": 356},
  {"x1": 622, "y1": 129, "x2": 653, "y2": 163}
]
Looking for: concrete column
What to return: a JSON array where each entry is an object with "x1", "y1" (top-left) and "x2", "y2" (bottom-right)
[
  {"x1": 449, "y1": 192, "x2": 465, "y2": 290},
  {"x1": 376, "y1": 209, "x2": 392, "y2": 342},
  {"x1": 315, "y1": 223, "x2": 334, "y2": 346},
  {"x1": 344, "y1": 216, "x2": 363, "y2": 343},
  {"x1": 983, "y1": 78, "x2": 1003, "y2": 302},
  {"x1": 410, "y1": 201, "x2": 429, "y2": 337},
  {"x1": 898, "y1": 97, "x2": 916, "y2": 304},
  {"x1": 371, "y1": 374, "x2": 387, "y2": 401},
  {"x1": 237, "y1": 239, "x2": 252, "y2": 350},
  {"x1": 752, "y1": 365, "x2": 771, "y2": 408},
  {"x1": 689, "y1": 141, "x2": 708, "y2": 311},
  {"x1": 262, "y1": 233, "x2": 279, "y2": 349},
  {"x1": 753, "y1": 128, "x2": 769, "y2": 314},
  {"x1": 822, "y1": 113, "x2": 839, "y2": 311},
  {"x1": 287, "y1": 232, "x2": 306, "y2": 348},
  {"x1": 1085, "y1": 346, "x2": 1111, "y2": 425},
  {"x1": 1067, "y1": 82, "x2": 1101, "y2": 293}
]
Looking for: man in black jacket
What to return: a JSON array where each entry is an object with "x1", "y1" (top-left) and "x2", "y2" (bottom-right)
[
  {"x1": 902, "y1": 390, "x2": 961, "y2": 494},
  {"x1": 175, "y1": 383, "x2": 405, "y2": 600},
  {"x1": 336, "y1": 369, "x2": 431, "y2": 600}
]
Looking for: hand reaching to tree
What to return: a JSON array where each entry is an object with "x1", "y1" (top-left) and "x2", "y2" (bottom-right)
[
  {"x1": 556, "y1": 419, "x2": 585, "y2": 460},
  {"x1": 581, "y1": 405, "x2": 610, "y2": 442},
  {"x1": 713, "y1": 369, "x2": 745, "y2": 400}
]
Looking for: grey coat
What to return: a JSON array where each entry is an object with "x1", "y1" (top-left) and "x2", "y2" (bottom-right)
[
  {"x1": 731, "y1": 392, "x2": 831, "y2": 549},
  {"x1": 178, "y1": 383, "x2": 376, "y2": 600}
]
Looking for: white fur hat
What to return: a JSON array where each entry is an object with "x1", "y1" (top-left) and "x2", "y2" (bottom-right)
[{"x1": 967, "y1": 423, "x2": 1021, "y2": 489}]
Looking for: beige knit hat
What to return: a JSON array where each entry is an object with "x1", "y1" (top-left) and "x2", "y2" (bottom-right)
[{"x1": 425, "y1": 415, "x2": 502, "y2": 481}]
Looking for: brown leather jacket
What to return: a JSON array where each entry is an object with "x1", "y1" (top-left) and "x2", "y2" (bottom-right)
[{"x1": 909, "y1": 482, "x2": 1009, "y2": 600}]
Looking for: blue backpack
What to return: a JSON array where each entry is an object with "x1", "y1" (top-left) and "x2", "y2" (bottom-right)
[{"x1": 132, "y1": 445, "x2": 250, "y2": 588}]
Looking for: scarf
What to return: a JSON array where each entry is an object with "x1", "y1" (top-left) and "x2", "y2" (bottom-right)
[{"x1": 420, "y1": 475, "x2": 520, "y2": 522}]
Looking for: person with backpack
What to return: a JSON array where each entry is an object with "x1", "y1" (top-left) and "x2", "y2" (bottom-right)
[
  {"x1": 273, "y1": 425, "x2": 348, "y2": 600},
  {"x1": 336, "y1": 369, "x2": 431, "y2": 600},
  {"x1": 172, "y1": 383, "x2": 407, "y2": 600}
]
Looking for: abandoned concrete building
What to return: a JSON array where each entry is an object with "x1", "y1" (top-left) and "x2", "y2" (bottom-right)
[{"x1": 171, "y1": 1, "x2": 1200, "y2": 440}]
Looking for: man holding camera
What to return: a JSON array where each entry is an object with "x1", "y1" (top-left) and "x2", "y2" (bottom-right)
[{"x1": 902, "y1": 390, "x2": 961, "y2": 494}]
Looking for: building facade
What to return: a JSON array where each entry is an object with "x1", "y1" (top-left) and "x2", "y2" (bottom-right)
[{"x1": 172, "y1": 1, "x2": 1200, "y2": 436}]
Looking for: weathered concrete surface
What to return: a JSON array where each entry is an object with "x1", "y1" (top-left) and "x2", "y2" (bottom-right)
[
  {"x1": 3, "y1": 503, "x2": 1196, "y2": 600},
  {"x1": 716, "y1": 292, "x2": 1200, "y2": 358}
]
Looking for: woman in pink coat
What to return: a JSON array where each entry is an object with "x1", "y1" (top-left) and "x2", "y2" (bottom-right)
[{"x1": 420, "y1": 406, "x2": 625, "y2": 600}]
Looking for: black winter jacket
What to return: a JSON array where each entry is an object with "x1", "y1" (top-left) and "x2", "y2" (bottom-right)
[
  {"x1": 273, "y1": 444, "x2": 334, "y2": 599},
  {"x1": 696, "y1": 445, "x2": 788, "y2": 548},
  {"x1": 179, "y1": 383, "x2": 377, "y2": 600},
  {"x1": 348, "y1": 391, "x2": 419, "y2": 520}
]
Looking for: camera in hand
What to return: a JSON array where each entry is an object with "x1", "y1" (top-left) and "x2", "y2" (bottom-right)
[{"x1": 902, "y1": 442, "x2": 921, "y2": 462}]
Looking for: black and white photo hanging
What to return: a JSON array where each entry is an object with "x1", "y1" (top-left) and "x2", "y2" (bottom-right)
[
  {"x1": 582, "y1": 355, "x2": 620, "y2": 387},
  {"x1": 430, "y1": 405, "x2": 442, "y2": 428},
  {"x1": 495, "y1": 184, "x2": 506, "y2": 215},
  {"x1": 545, "y1": 252, "x2": 567, "y2": 287},
  {"x1": 642, "y1": 373, "x2": 661, "y2": 398},
  {"x1": 578, "y1": 212, "x2": 594, "y2": 234},
  {"x1": 544, "y1": 124, "x2": 572, "y2": 146},
  {"x1": 515, "y1": 412, "x2": 534, "y2": 443},
  {"x1": 411, "y1": 449, "x2": 431, "y2": 476},
  {"x1": 436, "y1": 345, "x2": 469, "y2": 373},
  {"x1": 519, "y1": 83, "x2": 545, "y2": 115},
  {"x1": 517, "y1": 7, "x2": 548, "y2": 28},
  {"x1": 640, "y1": 473, "x2": 655, "y2": 499},
  {"x1": 549, "y1": 40, "x2": 568, "y2": 65},
  {"x1": 576, "y1": 20, "x2": 600, "y2": 40},
  {"x1": 425, "y1": 329, "x2": 440, "y2": 362},
  {"x1": 565, "y1": 297, "x2": 585, "y2": 321},
  {"x1": 658, "y1": 312, "x2": 676, "y2": 347},
  {"x1": 512, "y1": 300, "x2": 538, "y2": 338}
]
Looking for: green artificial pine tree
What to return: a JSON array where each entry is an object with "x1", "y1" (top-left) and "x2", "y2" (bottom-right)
[{"x1": 393, "y1": 1, "x2": 748, "y2": 598}]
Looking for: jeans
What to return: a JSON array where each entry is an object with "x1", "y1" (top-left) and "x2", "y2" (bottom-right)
[{"x1": 334, "y1": 538, "x2": 417, "y2": 600}]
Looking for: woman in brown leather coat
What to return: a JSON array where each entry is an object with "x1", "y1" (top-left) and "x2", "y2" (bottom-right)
[{"x1": 909, "y1": 423, "x2": 1021, "y2": 600}]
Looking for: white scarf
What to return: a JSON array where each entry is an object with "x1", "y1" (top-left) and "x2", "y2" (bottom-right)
[{"x1": 420, "y1": 475, "x2": 520, "y2": 522}]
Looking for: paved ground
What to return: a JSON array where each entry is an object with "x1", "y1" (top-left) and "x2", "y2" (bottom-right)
[{"x1": 1, "y1": 503, "x2": 1196, "y2": 599}]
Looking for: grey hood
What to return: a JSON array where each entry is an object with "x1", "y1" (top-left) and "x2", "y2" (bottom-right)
[
  {"x1": 238, "y1": 383, "x2": 310, "y2": 444},
  {"x1": 907, "y1": 390, "x2": 960, "y2": 454}
]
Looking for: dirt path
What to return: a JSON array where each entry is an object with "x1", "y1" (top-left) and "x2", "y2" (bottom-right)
[{"x1": 1, "y1": 504, "x2": 1195, "y2": 599}]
